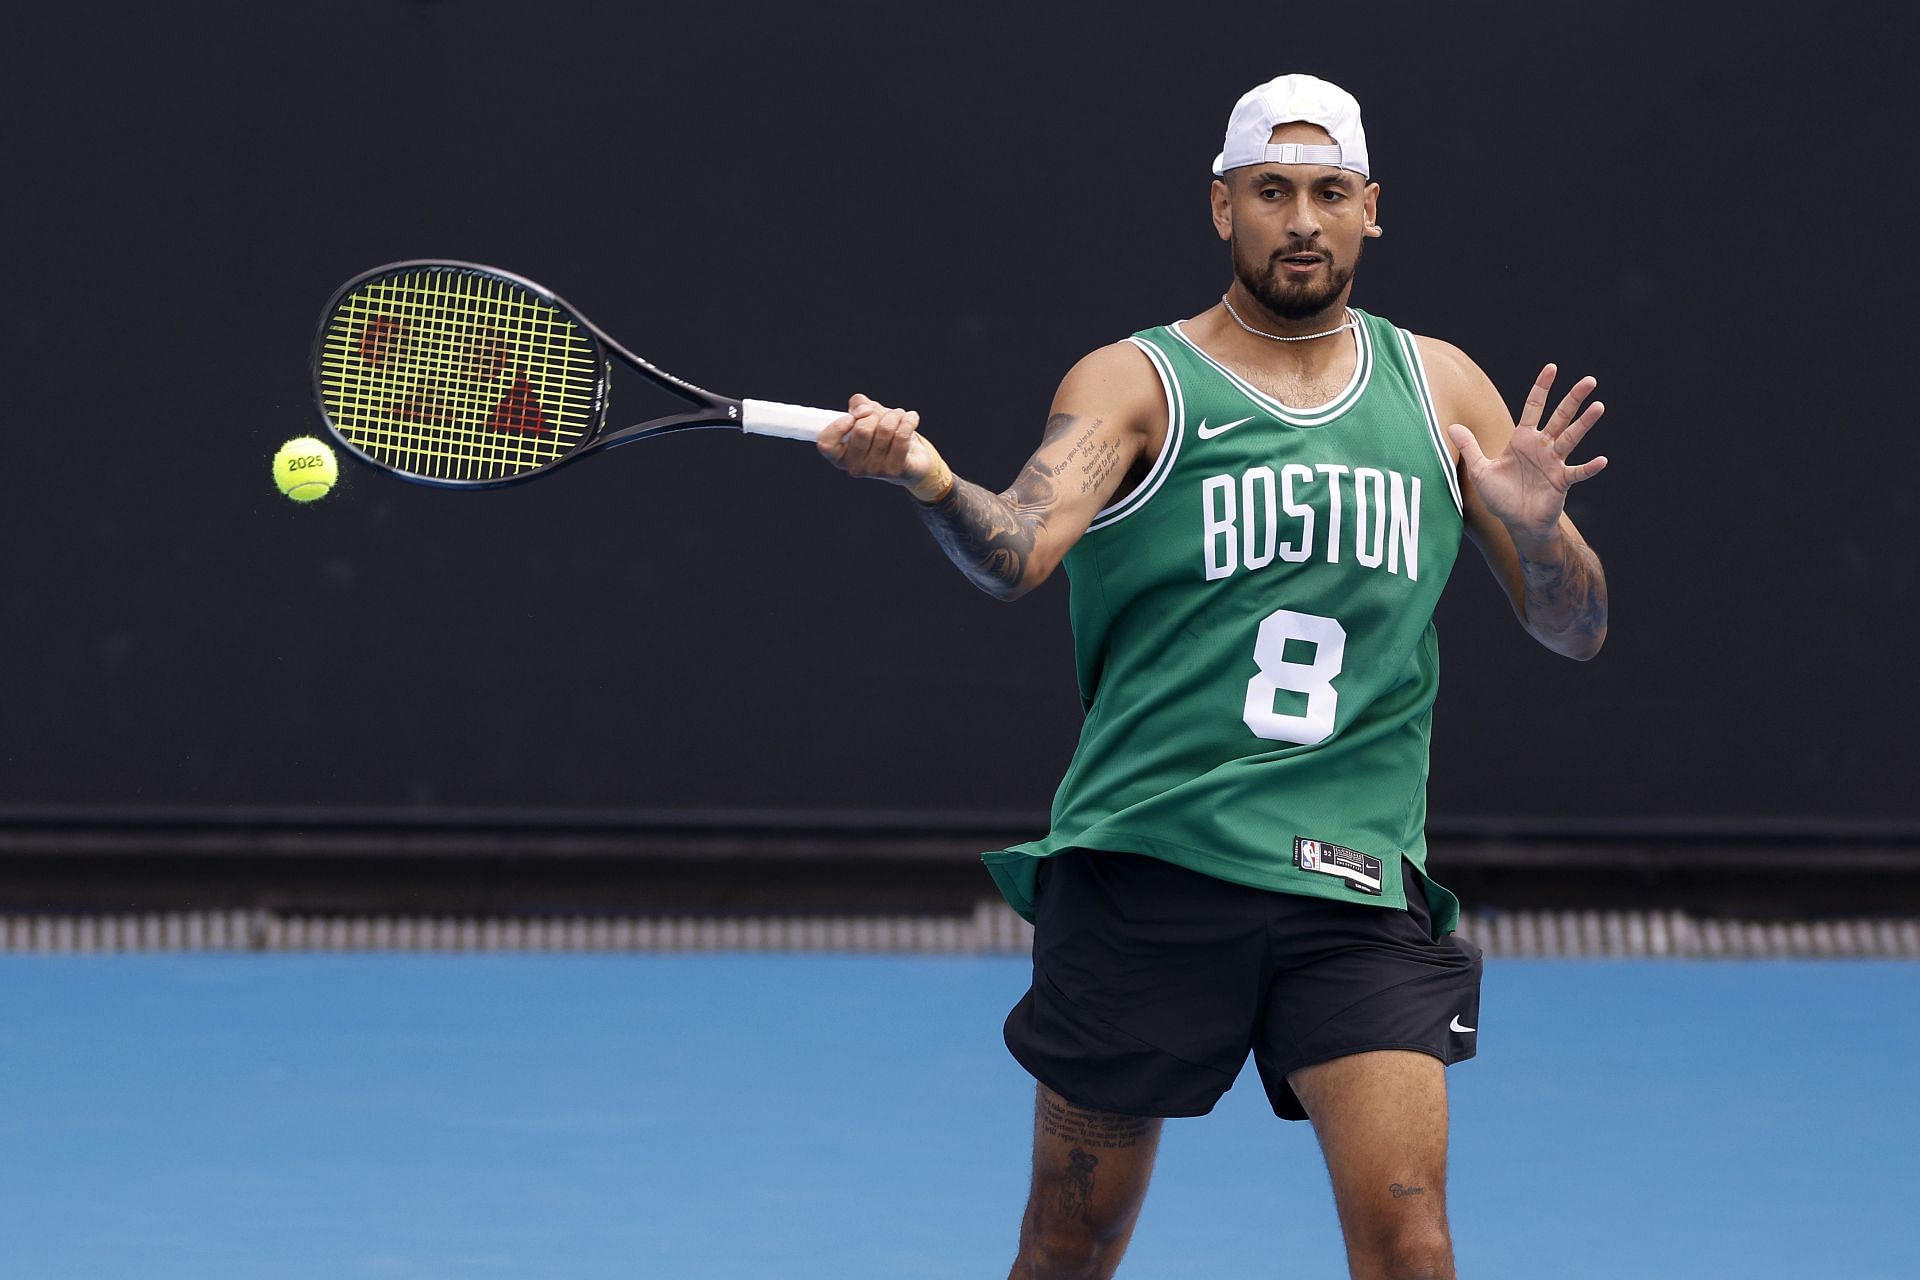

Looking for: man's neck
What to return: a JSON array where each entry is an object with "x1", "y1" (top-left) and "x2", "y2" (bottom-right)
[{"x1": 1203, "y1": 285, "x2": 1357, "y2": 371}]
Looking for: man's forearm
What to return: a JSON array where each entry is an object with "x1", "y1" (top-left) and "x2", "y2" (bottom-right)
[
  {"x1": 913, "y1": 477, "x2": 1043, "y2": 601},
  {"x1": 1514, "y1": 527, "x2": 1609, "y2": 660},
  {"x1": 903, "y1": 412, "x2": 1108, "y2": 601}
]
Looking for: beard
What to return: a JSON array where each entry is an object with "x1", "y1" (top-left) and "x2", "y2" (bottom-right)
[{"x1": 1230, "y1": 232, "x2": 1360, "y2": 322}]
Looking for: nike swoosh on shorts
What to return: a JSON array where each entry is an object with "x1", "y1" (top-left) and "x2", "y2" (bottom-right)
[{"x1": 1449, "y1": 1015, "x2": 1476, "y2": 1033}]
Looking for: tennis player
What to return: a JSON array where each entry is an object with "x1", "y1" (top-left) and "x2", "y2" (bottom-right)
[{"x1": 820, "y1": 73, "x2": 1609, "y2": 1280}]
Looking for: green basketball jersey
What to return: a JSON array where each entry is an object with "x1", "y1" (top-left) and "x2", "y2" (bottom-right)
[{"x1": 983, "y1": 309, "x2": 1467, "y2": 933}]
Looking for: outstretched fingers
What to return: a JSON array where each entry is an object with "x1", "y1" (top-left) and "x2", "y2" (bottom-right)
[
  {"x1": 1552, "y1": 398, "x2": 1605, "y2": 455},
  {"x1": 1564, "y1": 452, "x2": 1610, "y2": 484},
  {"x1": 1541, "y1": 374, "x2": 1599, "y2": 439},
  {"x1": 1515, "y1": 363, "x2": 1557, "y2": 432},
  {"x1": 1553, "y1": 395, "x2": 1609, "y2": 486},
  {"x1": 1521, "y1": 365, "x2": 1611, "y2": 485}
]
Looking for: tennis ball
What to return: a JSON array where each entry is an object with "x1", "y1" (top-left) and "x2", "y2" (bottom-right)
[{"x1": 273, "y1": 436, "x2": 338, "y2": 503}]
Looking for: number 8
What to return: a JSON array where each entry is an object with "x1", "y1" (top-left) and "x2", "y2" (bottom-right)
[{"x1": 1243, "y1": 608, "x2": 1347, "y2": 745}]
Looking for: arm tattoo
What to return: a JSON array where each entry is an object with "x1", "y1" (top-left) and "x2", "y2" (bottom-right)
[
  {"x1": 916, "y1": 477, "x2": 1037, "y2": 597},
  {"x1": 1039, "y1": 411, "x2": 1080, "y2": 446},
  {"x1": 1079, "y1": 442, "x2": 1122, "y2": 496},
  {"x1": 1518, "y1": 532, "x2": 1609, "y2": 658},
  {"x1": 914, "y1": 414, "x2": 1104, "y2": 600},
  {"x1": 1390, "y1": 1183, "x2": 1427, "y2": 1198}
]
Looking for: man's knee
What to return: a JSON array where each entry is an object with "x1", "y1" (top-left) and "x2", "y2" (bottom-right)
[
  {"x1": 1349, "y1": 1213, "x2": 1454, "y2": 1280},
  {"x1": 1014, "y1": 1218, "x2": 1119, "y2": 1278},
  {"x1": 1015, "y1": 1187, "x2": 1134, "y2": 1279}
]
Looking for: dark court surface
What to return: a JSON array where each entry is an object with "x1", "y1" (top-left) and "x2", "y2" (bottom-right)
[{"x1": 2, "y1": 953, "x2": 1913, "y2": 1278}]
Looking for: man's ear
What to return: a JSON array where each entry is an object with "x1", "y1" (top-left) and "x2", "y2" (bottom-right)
[{"x1": 1210, "y1": 177, "x2": 1233, "y2": 241}]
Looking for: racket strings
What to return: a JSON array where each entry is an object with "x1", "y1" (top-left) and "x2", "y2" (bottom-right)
[{"x1": 317, "y1": 268, "x2": 602, "y2": 482}]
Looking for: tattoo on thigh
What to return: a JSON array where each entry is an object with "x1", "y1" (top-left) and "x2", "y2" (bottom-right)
[
  {"x1": 1060, "y1": 1149, "x2": 1098, "y2": 1225},
  {"x1": 1038, "y1": 1093, "x2": 1152, "y2": 1150},
  {"x1": 1389, "y1": 1183, "x2": 1427, "y2": 1198}
]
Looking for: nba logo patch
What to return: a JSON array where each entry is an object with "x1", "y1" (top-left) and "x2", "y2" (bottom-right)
[{"x1": 1292, "y1": 836, "x2": 1385, "y2": 895}]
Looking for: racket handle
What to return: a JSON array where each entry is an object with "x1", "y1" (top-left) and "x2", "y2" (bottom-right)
[{"x1": 741, "y1": 398, "x2": 842, "y2": 442}]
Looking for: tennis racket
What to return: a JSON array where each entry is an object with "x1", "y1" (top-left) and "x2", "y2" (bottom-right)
[{"x1": 310, "y1": 260, "x2": 844, "y2": 488}]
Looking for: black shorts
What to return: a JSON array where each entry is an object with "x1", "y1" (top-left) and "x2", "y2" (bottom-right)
[{"x1": 1004, "y1": 848, "x2": 1483, "y2": 1121}]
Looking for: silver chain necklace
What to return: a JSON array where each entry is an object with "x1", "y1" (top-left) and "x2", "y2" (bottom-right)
[{"x1": 1221, "y1": 294, "x2": 1354, "y2": 343}]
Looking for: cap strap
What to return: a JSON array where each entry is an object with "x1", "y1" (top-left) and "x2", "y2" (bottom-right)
[{"x1": 1258, "y1": 143, "x2": 1346, "y2": 167}]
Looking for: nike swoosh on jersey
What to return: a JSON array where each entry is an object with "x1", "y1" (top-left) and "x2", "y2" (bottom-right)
[
  {"x1": 1449, "y1": 1015, "x2": 1476, "y2": 1033},
  {"x1": 1195, "y1": 414, "x2": 1256, "y2": 440}
]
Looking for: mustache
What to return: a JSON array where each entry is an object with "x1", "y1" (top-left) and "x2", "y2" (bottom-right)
[{"x1": 1270, "y1": 242, "x2": 1329, "y2": 262}]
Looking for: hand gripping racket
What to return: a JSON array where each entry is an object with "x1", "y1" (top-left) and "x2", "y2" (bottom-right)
[{"x1": 310, "y1": 260, "x2": 843, "y2": 488}]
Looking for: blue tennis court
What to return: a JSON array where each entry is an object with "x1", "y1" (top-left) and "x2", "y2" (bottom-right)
[{"x1": 3, "y1": 952, "x2": 1912, "y2": 1277}]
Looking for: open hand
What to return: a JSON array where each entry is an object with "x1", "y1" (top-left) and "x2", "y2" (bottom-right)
[{"x1": 1445, "y1": 364, "x2": 1607, "y2": 544}]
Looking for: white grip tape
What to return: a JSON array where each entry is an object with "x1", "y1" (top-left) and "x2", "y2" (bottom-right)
[{"x1": 741, "y1": 398, "x2": 842, "y2": 442}]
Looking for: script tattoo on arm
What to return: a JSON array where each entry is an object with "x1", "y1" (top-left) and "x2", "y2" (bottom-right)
[{"x1": 914, "y1": 413, "x2": 1109, "y2": 600}]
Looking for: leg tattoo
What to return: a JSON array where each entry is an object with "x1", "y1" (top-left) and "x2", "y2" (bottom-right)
[{"x1": 1060, "y1": 1148, "x2": 1099, "y2": 1225}]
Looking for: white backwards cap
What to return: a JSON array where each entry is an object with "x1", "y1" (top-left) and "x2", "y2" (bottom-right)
[{"x1": 1212, "y1": 73, "x2": 1370, "y2": 179}]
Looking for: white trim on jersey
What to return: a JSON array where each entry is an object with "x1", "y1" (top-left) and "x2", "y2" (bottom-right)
[
  {"x1": 1167, "y1": 311, "x2": 1373, "y2": 427},
  {"x1": 1087, "y1": 335, "x2": 1186, "y2": 532},
  {"x1": 1395, "y1": 328, "x2": 1464, "y2": 515}
]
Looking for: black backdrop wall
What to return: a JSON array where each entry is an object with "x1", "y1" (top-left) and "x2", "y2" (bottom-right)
[{"x1": 6, "y1": 0, "x2": 1914, "y2": 829}]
